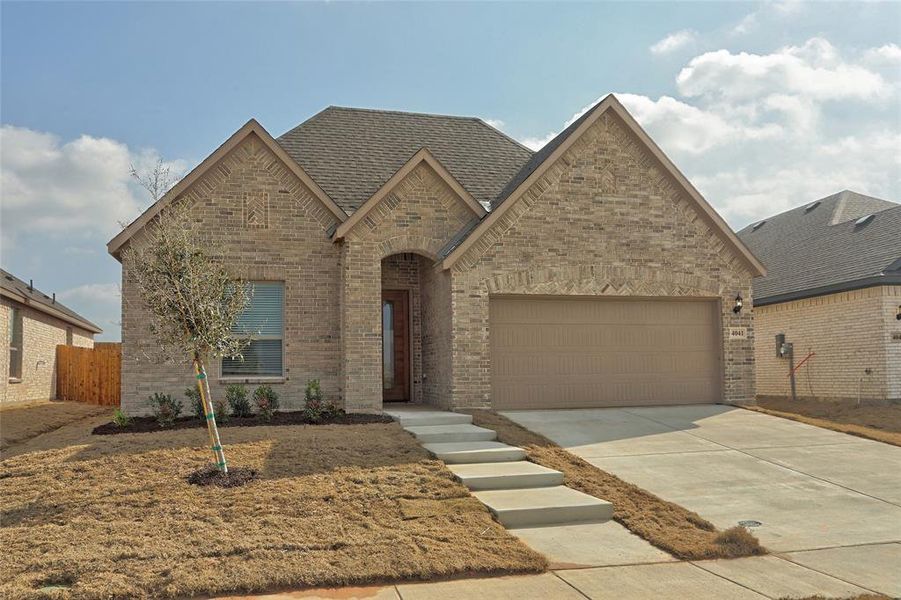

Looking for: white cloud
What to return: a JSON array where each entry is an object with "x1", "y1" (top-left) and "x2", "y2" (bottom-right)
[
  {"x1": 731, "y1": 0, "x2": 805, "y2": 36},
  {"x1": 514, "y1": 38, "x2": 901, "y2": 228},
  {"x1": 482, "y1": 118, "x2": 506, "y2": 130},
  {"x1": 677, "y1": 38, "x2": 891, "y2": 102},
  {"x1": 0, "y1": 126, "x2": 186, "y2": 247},
  {"x1": 58, "y1": 283, "x2": 122, "y2": 333},
  {"x1": 59, "y1": 282, "x2": 120, "y2": 305},
  {"x1": 864, "y1": 43, "x2": 901, "y2": 65},
  {"x1": 650, "y1": 30, "x2": 697, "y2": 55}
]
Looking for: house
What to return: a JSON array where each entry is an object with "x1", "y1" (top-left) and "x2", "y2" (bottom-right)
[
  {"x1": 737, "y1": 191, "x2": 901, "y2": 403},
  {"x1": 1, "y1": 269, "x2": 102, "y2": 403},
  {"x1": 109, "y1": 95, "x2": 765, "y2": 415}
]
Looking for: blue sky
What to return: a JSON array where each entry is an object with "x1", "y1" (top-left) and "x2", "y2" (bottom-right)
[{"x1": 2, "y1": 1, "x2": 899, "y2": 340}]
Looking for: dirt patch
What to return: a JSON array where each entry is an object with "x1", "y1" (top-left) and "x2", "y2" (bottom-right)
[
  {"x1": 186, "y1": 465, "x2": 259, "y2": 487},
  {"x1": 1, "y1": 401, "x2": 109, "y2": 450},
  {"x1": 0, "y1": 420, "x2": 546, "y2": 599},
  {"x1": 92, "y1": 410, "x2": 393, "y2": 435},
  {"x1": 752, "y1": 397, "x2": 901, "y2": 447},
  {"x1": 466, "y1": 410, "x2": 766, "y2": 561}
]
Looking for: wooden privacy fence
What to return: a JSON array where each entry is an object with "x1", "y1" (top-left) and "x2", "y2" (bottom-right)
[{"x1": 56, "y1": 342, "x2": 121, "y2": 406}]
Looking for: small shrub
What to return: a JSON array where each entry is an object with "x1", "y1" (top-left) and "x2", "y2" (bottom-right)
[
  {"x1": 226, "y1": 384, "x2": 252, "y2": 418},
  {"x1": 112, "y1": 408, "x2": 131, "y2": 428},
  {"x1": 185, "y1": 386, "x2": 205, "y2": 419},
  {"x1": 148, "y1": 392, "x2": 182, "y2": 428},
  {"x1": 303, "y1": 379, "x2": 340, "y2": 423},
  {"x1": 213, "y1": 397, "x2": 230, "y2": 424},
  {"x1": 253, "y1": 385, "x2": 280, "y2": 421}
]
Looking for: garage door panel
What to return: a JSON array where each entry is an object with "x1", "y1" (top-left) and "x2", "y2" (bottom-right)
[{"x1": 490, "y1": 297, "x2": 721, "y2": 409}]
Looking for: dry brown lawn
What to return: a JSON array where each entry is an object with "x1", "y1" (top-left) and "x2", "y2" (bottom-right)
[
  {"x1": 0, "y1": 419, "x2": 545, "y2": 599},
  {"x1": 752, "y1": 397, "x2": 901, "y2": 447},
  {"x1": 0, "y1": 401, "x2": 109, "y2": 451},
  {"x1": 466, "y1": 410, "x2": 766, "y2": 561}
]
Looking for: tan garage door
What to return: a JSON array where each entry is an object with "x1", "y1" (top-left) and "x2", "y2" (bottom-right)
[{"x1": 490, "y1": 296, "x2": 721, "y2": 409}]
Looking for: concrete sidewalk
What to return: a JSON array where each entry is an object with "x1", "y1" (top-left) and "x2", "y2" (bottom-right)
[{"x1": 221, "y1": 542, "x2": 899, "y2": 599}]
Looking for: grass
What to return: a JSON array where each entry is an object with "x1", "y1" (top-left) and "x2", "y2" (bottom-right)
[
  {"x1": 0, "y1": 401, "x2": 109, "y2": 451},
  {"x1": 466, "y1": 410, "x2": 766, "y2": 561},
  {"x1": 0, "y1": 420, "x2": 546, "y2": 599},
  {"x1": 751, "y1": 397, "x2": 901, "y2": 447}
]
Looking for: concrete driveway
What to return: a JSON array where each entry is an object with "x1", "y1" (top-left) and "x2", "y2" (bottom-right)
[{"x1": 501, "y1": 404, "x2": 901, "y2": 596}]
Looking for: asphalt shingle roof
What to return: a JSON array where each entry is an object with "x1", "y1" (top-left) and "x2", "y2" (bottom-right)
[
  {"x1": 277, "y1": 107, "x2": 533, "y2": 214},
  {"x1": 737, "y1": 190, "x2": 901, "y2": 304},
  {"x1": 1, "y1": 269, "x2": 102, "y2": 333}
]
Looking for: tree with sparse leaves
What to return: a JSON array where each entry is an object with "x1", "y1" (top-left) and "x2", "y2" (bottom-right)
[{"x1": 122, "y1": 204, "x2": 251, "y2": 473}]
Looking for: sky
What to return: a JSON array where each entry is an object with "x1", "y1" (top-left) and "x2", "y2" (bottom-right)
[{"x1": 1, "y1": 1, "x2": 899, "y2": 341}]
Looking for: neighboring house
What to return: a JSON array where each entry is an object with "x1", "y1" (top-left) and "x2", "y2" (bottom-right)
[
  {"x1": 109, "y1": 94, "x2": 765, "y2": 415},
  {"x1": 738, "y1": 191, "x2": 901, "y2": 403},
  {"x1": 1, "y1": 269, "x2": 102, "y2": 404}
]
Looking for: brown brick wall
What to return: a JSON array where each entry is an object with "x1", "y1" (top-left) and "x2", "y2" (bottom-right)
[
  {"x1": 120, "y1": 132, "x2": 342, "y2": 415},
  {"x1": 420, "y1": 260, "x2": 453, "y2": 408},
  {"x1": 1, "y1": 299, "x2": 94, "y2": 404},
  {"x1": 754, "y1": 285, "x2": 901, "y2": 402},
  {"x1": 448, "y1": 111, "x2": 755, "y2": 408}
]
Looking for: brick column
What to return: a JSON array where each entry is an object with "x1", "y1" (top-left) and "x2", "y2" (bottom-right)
[{"x1": 340, "y1": 242, "x2": 382, "y2": 412}]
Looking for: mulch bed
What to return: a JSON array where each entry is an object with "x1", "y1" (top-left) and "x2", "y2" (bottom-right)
[
  {"x1": 187, "y1": 465, "x2": 259, "y2": 487},
  {"x1": 93, "y1": 410, "x2": 393, "y2": 435}
]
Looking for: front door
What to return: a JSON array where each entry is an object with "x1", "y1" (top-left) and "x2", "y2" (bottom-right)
[{"x1": 382, "y1": 290, "x2": 410, "y2": 402}]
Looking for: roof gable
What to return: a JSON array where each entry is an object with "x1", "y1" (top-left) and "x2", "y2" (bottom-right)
[
  {"x1": 277, "y1": 107, "x2": 533, "y2": 214},
  {"x1": 442, "y1": 95, "x2": 766, "y2": 277},
  {"x1": 107, "y1": 119, "x2": 346, "y2": 258},
  {"x1": 333, "y1": 148, "x2": 486, "y2": 241}
]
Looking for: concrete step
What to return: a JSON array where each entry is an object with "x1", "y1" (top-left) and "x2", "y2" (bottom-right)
[
  {"x1": 405, "y1": 423, "x2": 496, "y2": 443},
  {"x1": 448, "y1": 461, "x2": 565, "y2": 490},
  {"x1": 423, "y1": 441, "x2": 527, "y2": 464},
  {"x1": 473, "y1": 486, "x2": 613, "y2": 528},
  {"x1": 391, "y1": 411, "x2": 473, "y2": 427}
]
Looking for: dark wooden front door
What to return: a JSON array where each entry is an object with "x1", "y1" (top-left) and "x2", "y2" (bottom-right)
[{"x1": 382, "y1": 290, "x2": 410, "y2": 402}]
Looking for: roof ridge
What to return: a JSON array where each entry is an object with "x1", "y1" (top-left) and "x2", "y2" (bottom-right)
[{"x1": 325, "y1": 105, "x2": 485, "y2": 121}]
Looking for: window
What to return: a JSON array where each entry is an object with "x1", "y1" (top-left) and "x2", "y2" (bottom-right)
[
  {"x1": 66, "y1": 326, "x2": 73, "y2": 346},
  {"x1": 221, "y1": 282, "x2": 284, "y2": 377},
  {"x1": 8, "y1": 306, "x2": 23, "y2": 380}
]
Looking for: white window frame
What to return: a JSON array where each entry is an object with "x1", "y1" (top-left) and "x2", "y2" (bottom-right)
[{"x1": 219, "y1": 281, "x2": 285, "y2": 382}]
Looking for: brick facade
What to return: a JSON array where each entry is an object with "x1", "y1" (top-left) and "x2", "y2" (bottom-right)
[
  {"x1": 754, "y1": 285, "x2": 901, "y2": 402},
  {"x1": 117, "y1": 107, "x2": 758, "y2": 414},
  {"x1": 448, "y1": 112, "x2": 755, "y2": 408},
  {"x1": 120, "y1": 132, "x2": 342, "y2": 414},
  {"x1": 1, "y1": 299, "x2": 94, "y2": 404}
]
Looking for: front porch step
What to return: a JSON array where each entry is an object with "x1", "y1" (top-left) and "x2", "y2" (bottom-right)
[
  {"x1": 405, "y1": 423, "x2": 496, "y2": 443},
  {"x1": 390, "y1": 411, "x2": 473, "y2": 427},
  {"x1": 473, "y1": 486, "x2": 613, "y2": 528},
  {"x1": 448, "y1": 461, "x2": 564, "y2": 490},
  {"x1": 423, "y1": 441, "x2": 527, "y2": 464}
]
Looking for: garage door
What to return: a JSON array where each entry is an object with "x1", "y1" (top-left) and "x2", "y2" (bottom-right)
[{"x1": 490, "y1": 296, "x2": 721, "y2": 409}]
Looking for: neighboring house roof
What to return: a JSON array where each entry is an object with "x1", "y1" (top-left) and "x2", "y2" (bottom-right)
[
  {"x1": 441, "y1": 95, "x2": 767, "y2": 277},
  {"x1": 277, "y1": 106, "x2": 533, "y2": 214},
  {"x1": 1, "y1": 269, "x2": 102, "y2": 333},
  {"x1": 737, "y1": 190, "x2": 901, "y2": 305},
  {"x1": 108, "y1": 119, "x2": 346, "y2": 258}
]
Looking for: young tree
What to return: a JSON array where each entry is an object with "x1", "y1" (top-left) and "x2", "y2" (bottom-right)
[
  {"x1": 130, "y1": 158, "x2": 175, "y2": 203},
  {"x1": 122, "y1": 204, "x2": 250, "y2": 473}
]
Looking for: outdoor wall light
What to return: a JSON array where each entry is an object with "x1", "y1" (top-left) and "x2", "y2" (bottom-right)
[
  {"x1": 733, "y1": 293, "x2": 743, "y2": 314},
  {"x1": 896, "y1": 305, "x2": 901, "y2": 320}
]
